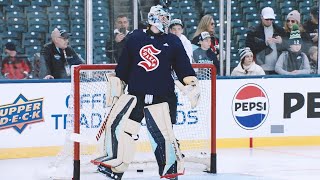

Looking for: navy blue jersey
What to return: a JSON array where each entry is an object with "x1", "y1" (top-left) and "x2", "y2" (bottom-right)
[{"x1": 115, "y1": 29, "x2": 195, "y2": 96}]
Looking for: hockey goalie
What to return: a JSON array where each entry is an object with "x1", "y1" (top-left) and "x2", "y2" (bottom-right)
[{"x1": 91, "y1": 5, "x2": 200, "y2": 180}]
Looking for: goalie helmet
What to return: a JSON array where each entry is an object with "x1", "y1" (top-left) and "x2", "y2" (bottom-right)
[{"x1": 148, "y1": 5, "x2": 171, "y2": 33}]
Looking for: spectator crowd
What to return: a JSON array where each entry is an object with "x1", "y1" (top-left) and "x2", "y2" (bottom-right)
[{"x1": 1, "y1": 4, "x2": 319, "y2": 80}]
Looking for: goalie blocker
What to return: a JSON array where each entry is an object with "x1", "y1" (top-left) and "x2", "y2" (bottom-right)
[{"x1": 92, "y1": 93, "x2": 185, "y2": 179}]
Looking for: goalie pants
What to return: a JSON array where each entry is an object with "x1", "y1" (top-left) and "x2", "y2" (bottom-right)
[{"x1": 129, "y1": 92, "x2": 178, "y2": 124}]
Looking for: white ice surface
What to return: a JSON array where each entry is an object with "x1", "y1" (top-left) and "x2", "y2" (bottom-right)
[{"x1": 1, "y1": 146, "x2": 319, "y2": 180}]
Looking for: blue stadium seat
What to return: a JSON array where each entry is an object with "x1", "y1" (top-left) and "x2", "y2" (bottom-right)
[
  {"x1": 243, "y1": 7, "x2": 258, "y2": 15},
  {"x1": 280, "y1": 1, "x2": 296, "y2": 9},
  {"x1": 71, "y1": 0, "x2": 84, "y2": 6},
  {"x1": 8, "y1": 24, "x2": 27, "y2": 33},
  {"x1": 47, "y1": 6, "x2": 67, "y2": 13},
  {"x1": 6, "y1": 11, "x2": 25, "y2": 18},
  {"x1": 12, "y1": 0, "x2": 31, "y2": 7},
  {"x1": 280, "y1": 6, "x2": 295, "y2": 15},
  {"x1": 70, "y1": 38, "x2": 85, "y2": 47},
  {"x1": 259, "y1": 0, "x2": 277, "y2": 9},
  {"x1": 203, "y1": 6, "x2": 219, "y2": 15},
  {"x1": 71, "y1": 31, "x2": 85, "y2": 39},
  {"x1": 70, "y1": 8, "x2": 85, "y2": 19},
  {"x1": 49, "y1": 18, "x2": 69, "y2": 28},
  {"x1": 94, "y1": 39, "x2": 106, "y2": 48},
  {"x1": 240, "y1": 1, "x2": 257, "y2": 8},
  {"x1": 4, "y1": 5, "x2": 23, "y2": 12},
  {"x1": 25, "y1": 46, "x2": 42, "y2": 56},
  {"x1": 27, "y1": 11, "x2": 48, "y2": 19},
  {"x1": 168, "y1": 6, "x2": 180, "y2": 14},
  {"x1": 51, "y1": 0, "x2": 69, "y2": 7},
  {"x1": 232, "y1": 20, "x2": 245, "y2": 28},
  {"x1": 71, "y1": 18, "x2": 85, "y2": 25},
  {"x1": 48, "y1": 12, "x2": 69, "y2": 20},
  {"x1": 299, "y1": 1, "x2": 312, "y2": 8},
  {"x1": 71, "y1": 24, "x2": 85, "y2": 33},
  {"x1": 31, "y1": 0, "x2": 50, "y2": 7},
  {"x1": 245, "y1": 13, "x2": 259, "y2": 22},
  {"x1": 23, "y1": 31, "x2": 43, "y2": 40},
  {"x1": 0, "y1": 0, "x2": 9, "y2": 6},
  {"x1": 74, "y1": 46, "x2": 85, "y2": 58},
  {"x1": 28, "y1": 17, "x2": 48, "y2": 26},
  {"x1": 29, "y1": 24, "x2": 48, "y2": 33},
  {"x1": 26, "y1": 5, "x2": 46, "y2": 13},
  {"x1": 49, "y1": 23, "x2": 70, "y2": 32},
  {"x1": 232, "y1": 13, "x2": 243, "y2": 21},
  {"x1": 7, "y1": 17, "x2": 27, "y2": 26},
  {"x1": 95, "y1": 32, "x2": 108, "y2": 40},
  {"x1": 23, "y1": 39, "x2": 42, "y2": 46},
  {"x1": 3, "y1": 31, "x2": 21, "y2": 40}
]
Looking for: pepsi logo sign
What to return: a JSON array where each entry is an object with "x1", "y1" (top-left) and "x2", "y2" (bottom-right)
[{"x1": 232, "y1": 83, "x2": 269, "y2": 130}]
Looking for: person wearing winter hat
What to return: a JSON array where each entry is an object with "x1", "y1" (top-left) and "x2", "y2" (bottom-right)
[
  {"x1": 169, "y1": 19, "x2": 193, "y2": 63},
  {"x1": 231, "y1": 47, "x2": 265, "y2": 76},
  {"x1": 1, "y1": 42, "x2": 32, "y2": 79},
  {"x1": 281, "y1": 10, "x2": 312, "y2": 54},
  {"x1": 303, "y1": 6, "x2": 319, "y2": 46},
  {"x1": 193, "y1": 31, "x2": 220, "y2": 75},
  {"x1": 245, "y1": 7, "x2": 286, "y2": 75},
  {"x1": 275, "y1": 24, "x2": 311, "y2": 75}
]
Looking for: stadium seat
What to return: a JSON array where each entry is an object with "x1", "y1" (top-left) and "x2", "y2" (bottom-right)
[
  {"x1": 31, "y1": 0, "x2": 50, "y2": 7},
  {"x1": 49, "y1": 18, "x2": 69, "y2": 28},
  {"x1": 232, "y1": 13, "x2": 243, "y2": 21},
  {"x1": 12, "y1": 0, "x2": 31, "y2": 7},
  {"x1": 25, "y1": 46, "x2": 42, "y2": 57},
  {"x1": 7, "y1": 24, "x2": 27, "y2": 33},
  {"x1": 203, "y1": 6, "x2": 219, "y2": 15},
  {"x1": 51, "y1": 0, "x2": 69, "y2": 7},
  {"x1": 71, "y1": 0, "x2": 84, "y2": 6},
  {"x1": 70, "y1": 11, "x2": 84, "y2": 20},
  {"x1": 71, "y1": 18, "x2": 85, "y2": 26},
  {"x1": 243, "y1": 7, "x2": 258, "y2": 15},
  {"x1": 27, "y1": 11, "x2": 48, "y2": 19},
  {"x1": 232, "y1": 20, "x2": 245, "y2": 28},
  {"x1": 48, "y1": 12, "x2": 69, "y2": 20},
  {"x1": 70, "y1": 38, "x2": 85, "y2": 47},
  {"x1": 94, "y1": 40, "x2": 106, "y2": 49},
  {"x1": 28, "y1": 17, "x2": 48, "y2": 26},
  {"x1": 74, "y1": 46, "x2": 85, "y2": 58},
  {"x1": 6, "y1": 11, "x2": 25, "y2": 18},
  {"x1": 94, "y1": 31, "x2": 108, "y2": 40},
  {"x1": 71, "y1": 31, "x2": 85, "y2": 39},
  {"x1": 4, "y1": 5, "x2": 23, "y2": 12},
  {"x1": 299, "y1": 1, "x2": 312, "y2": 8},
  {"x1": 259, "y1": 0, "x2": 277, "y2": 9},
  {"x1": 23, "y1": 31, "x2": 43, "y2": 40},
  {"x1": 7, "y1": 17, "x2": 27, "y2": 26},
  {"x1": 23, "y1": 39, "x2": 42, "y2": 46},
  {"x1": 3, "y1": 31, "x2": 21, "y2": 40},
  {"x1": 49, "y1": 23, "x2": 70, "y2": 32},
  {"x1": 26, "y1": 5, "x2": 46, "y2": 13},
  {"x1": 47, "y1": 6, "x2": 67, "y2": 13},
  {"x1": 240, "y1": 1, "x2": 257, "y2": 8},
  {"x1": 0, "y1": 0, "x2": 9, "y2": 6},
  {"x1": 280, "y1": 6, "x2": 295, "y2": 15},
  {"x1": 29, "y1": 24, "x2": 48, "y2": 33},
  {"x1": 245, "y1": 13, "x2": 259, "y2": 22},
  {"x1": 300, "y1": 6, "x2": 311, "y2": 16},
  {"x1": 71, "y1": 24, "x2": 85, "y2": 33}
]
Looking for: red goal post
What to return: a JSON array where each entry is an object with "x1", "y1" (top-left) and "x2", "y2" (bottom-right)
[{"x1": 71, "y1": 63, "x2": 216, "y2": 180}]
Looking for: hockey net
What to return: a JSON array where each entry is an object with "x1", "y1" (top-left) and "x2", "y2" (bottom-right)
[{"x1": 49, "y1": 64, "x2": 216, "y2": 179}]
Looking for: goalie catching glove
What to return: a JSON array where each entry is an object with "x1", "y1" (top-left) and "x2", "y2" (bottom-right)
[
  {"x1": 175, "y1": 76, "x2": 200, "y2": 109},
  {"x1": 106, "y1": 74, "x2": 126, "y2": 106}
]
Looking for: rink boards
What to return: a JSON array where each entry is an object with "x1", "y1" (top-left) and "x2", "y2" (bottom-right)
[{"x1": 1, "y1": 76, "x2": 320, "y2": 158}]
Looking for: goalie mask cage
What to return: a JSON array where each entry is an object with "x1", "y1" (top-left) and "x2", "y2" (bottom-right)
[{"x1": 54, "y1": 64, "x2": 216, "y2": 180}]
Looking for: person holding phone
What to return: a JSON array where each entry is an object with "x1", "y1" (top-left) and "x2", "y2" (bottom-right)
[
  {"x1": 245, "y1": 7, "x2": 285, "y2": 75},
  {"x1": 106, "y1": 15, "x2": 130, "y2": 63}
]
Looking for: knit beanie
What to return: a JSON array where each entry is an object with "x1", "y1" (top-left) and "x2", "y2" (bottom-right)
[
  {"x1": 5, "y1": 42, "x2": 16, "y2": 51},
  {"x1": 287, "y1": 10, "x2": 301, "y2": 24},
  {"x1": 289, "y1": 24, "x2": 301, "y2": 45},
  {"x1": 239, "y1": 47, "x2": 253, "y2": 61}
]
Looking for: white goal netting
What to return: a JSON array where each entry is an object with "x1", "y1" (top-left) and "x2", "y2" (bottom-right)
[{"x1": 49, "y1": 64, "x2": 215, "y2": 179}]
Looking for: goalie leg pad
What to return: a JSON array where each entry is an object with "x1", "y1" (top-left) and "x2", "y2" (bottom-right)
[
  {"x1": 144, "y1": 103, "x2": 184, "y2": 178},
  {"x1": 100, "y1": 95, "x2": 137, "y2": 161},
  {"x1": 103, "y1": 119, "x2": 141, "y2": 173}
]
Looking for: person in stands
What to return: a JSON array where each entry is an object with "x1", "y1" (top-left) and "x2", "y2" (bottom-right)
[{"x1": 1, "y1": 42, "x2": 32, "y2": 79}]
